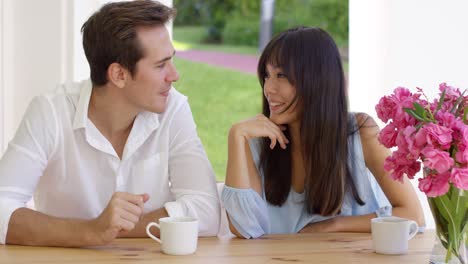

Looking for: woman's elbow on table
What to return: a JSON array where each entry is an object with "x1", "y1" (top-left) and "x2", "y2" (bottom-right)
[
  {"x1": 228, "y1": 217, "x2": 248, "y2": 239},
  {"x1": 393, "y1": 204, "x2": 426, "y2": 228}
]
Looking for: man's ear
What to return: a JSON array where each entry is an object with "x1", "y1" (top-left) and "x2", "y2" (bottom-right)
[{"x1": 107, "y1": 62, "x2": 128, "y2": 88}]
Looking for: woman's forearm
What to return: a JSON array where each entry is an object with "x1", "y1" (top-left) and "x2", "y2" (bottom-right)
[
  {"x1": 225, "y1": 127, "x2": 262, "y2": 195},
  {"x1": 301, "y1": 205, "x2": 425, "y2": 233}
]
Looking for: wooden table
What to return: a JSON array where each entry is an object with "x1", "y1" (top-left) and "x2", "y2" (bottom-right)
[{"x1": 0, "y1": 230, "x2": 435, "y2": 264}]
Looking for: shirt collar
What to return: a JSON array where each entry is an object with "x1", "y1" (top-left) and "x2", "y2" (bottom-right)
[
  {"x1": 72, "y1": 80, "x2": 93, "y2": 130},
  {"x1": 123, "y1": 110, "x2": 160, "y2": 160},
  {"x1": 72, "y1": 79, "x2": 161, "y2": 136}
]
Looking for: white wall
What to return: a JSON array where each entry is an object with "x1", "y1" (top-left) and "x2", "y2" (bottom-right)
[
  {"x1": 0, "y1": 0, "x2": 4, "y2": 153},
  {"x1": 0, "y1": 0, "x2": 173, "y2": 152},
  {"x1": 0, "y1": 0, "x2": 73, "y2": 152},
  {"x1": 349, "y1": 0, "x2": 468, "y2": 229},
  {"x1": 349, "y1": 0, "x2": 468, "y2": 117},
  {"x1": 73, "y1": 0, "x2": 103, "y2": 82}
]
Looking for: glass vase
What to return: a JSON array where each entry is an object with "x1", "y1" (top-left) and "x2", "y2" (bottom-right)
[{"x1": 428, "y1": 186, "x2": 468, "y2": 264}]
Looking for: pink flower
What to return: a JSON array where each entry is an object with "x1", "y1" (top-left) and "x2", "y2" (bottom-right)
[
  {"x1": 395, "y1": 126, "x2": 426, "y2": 159},
  {"x1": 421, "y1": 147, "x2": 454, "y2": 174},
  {"x1": 376, "y1": 83, "x2": 468, "y2": 195},
  {"x1": 439, "y1": 82, "x2": 461, "y2": 99},
  {"x1": 455, "y1": 144, "x2": 468, "y2": 164},
  {"x1": 384, "y1": 150, "x2": 421, "y2": 181},
  {"x1": 395, "y1": 127, "x2": 407, "y2": 150},
  {"x1": 423, "y1": 123, "x2": 453, "y2": 149},
  {"x1": 436, "y1": 83, "x2": 463, "y2": 113},
  {"x1": 435, "y1": 111, "x2": 456, "y2": 128},
  {"x1": 414, "y1": 128, "x2": 428, "y2": 149},
  {"x1": 454, "y1": 122, "x2": 468, "y2": 163},
  {"x1": 450, "y1": 168, "x2": 468, "y2": 190},
  {"x1": 393, "y1": 113, "x2": 417, "y2": 130},
  {"x1": 456, "y1": 120, "x2": 468, "y2": 143},
  {"x1": 398, "y1": 126, "x2": 424, "y2": 157},
  {"x1": 375, "y1": 87, "x2": 421, "y2": 128},
  {"x1": 378, "y1": 123, "x2": 398, "y2": 148},
  {"x1": 418, "y1": 171, "x2": 451, "y2": 197},
  {"x1": 384, "y1": 156, "x2": 403, "y2": 181},
  {"x1": 393, "y1": 88, "x2": 423, "y2": 128},
  {"x1": 393, "y1": 106, "x2": 415, "y2": 129},
  {"x1": 375, "y1": 96, "x2": 396, "y2": 123}
]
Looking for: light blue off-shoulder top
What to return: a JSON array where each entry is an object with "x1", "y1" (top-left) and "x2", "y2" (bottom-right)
[{"x1": 221, "y1": 114, "x2": 392, "y2": 238}]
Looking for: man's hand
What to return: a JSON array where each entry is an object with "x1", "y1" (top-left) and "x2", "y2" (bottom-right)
[{"x1": 88, "y1": 192, "x2": 149, "y2": 245}]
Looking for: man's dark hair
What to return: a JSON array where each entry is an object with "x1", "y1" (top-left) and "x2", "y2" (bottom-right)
[{"x1": 81, "y1": 0, "x2": 176, "y2": 86}]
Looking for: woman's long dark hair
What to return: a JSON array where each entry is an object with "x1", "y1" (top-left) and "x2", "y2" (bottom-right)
[{"x1": 257, "y1": 27, "x2": 364, "y2": 216}]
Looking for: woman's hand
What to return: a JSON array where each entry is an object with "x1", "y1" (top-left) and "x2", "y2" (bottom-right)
[
  {"x1": 230, "y1": 114, "x2": 289, "y2": 149},
  {"x1": 225, "y1": 114, "x2": 288, "y2": 237},
  {"x1": 299, "y1": 217, "x2": 342, "y2": 233}
]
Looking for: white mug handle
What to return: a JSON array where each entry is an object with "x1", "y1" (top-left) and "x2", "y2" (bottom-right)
[
  {"x1": 407, "y1": 220, "x2": 418, "y2": 240},
  {"x1": 146, "y1": 222, "x2": 162, "y2": 243}
]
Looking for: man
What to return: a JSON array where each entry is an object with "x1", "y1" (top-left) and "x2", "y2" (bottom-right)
[{"x1": 0, "y1": 0, "x2": 220, "y2": 247}]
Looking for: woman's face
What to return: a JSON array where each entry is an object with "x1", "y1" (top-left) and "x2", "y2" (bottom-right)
[{"x1": 263, "y1": 64, "x2": 299, "y2": 125}]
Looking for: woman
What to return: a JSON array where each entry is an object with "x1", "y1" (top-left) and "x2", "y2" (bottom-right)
[{"x1": 221, "y1": 26, "x2": 425, "y2": 239}]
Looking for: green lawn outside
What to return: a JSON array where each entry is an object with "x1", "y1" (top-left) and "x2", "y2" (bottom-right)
[
  {"x1": 173, "y1": 26, "x2": 258, "y2": 55},
  {"x1": 174, "y1": 58, "x2": 261, "y2": 181}
]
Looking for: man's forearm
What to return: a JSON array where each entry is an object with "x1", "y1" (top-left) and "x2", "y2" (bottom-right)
[
  {"x1": 118, "y1": 207, "x2": 168, "y2": 238},
  {"x1": 6, "y1": 208, "x2": 96, "y2": 247}
]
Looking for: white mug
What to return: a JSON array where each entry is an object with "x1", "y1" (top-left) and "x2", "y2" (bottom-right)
[
  {"x1": 371, "y1": 216, "x2": 418, "y2": 255},
  {"x1": 146, "y1": 216, "x2": 199, "y2": 255}
]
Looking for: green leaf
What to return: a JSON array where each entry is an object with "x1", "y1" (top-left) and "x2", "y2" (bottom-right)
[
  {"x1": 433, "y1": 196, "x2": 453, "y2": 221},
  {"x1": 436, "y1": 89, "x2": 446, "y2": 112},
  {"x1": 451, "y1": 187, "x2": 467, "y2": 233},
  {"x1": 413, "y1": 102, "x2": 426, "y2": 116},
  {"x1": 446, "y1": 243, "x2": 454, "y2": 263},
  {"x1": 459, "y1": 200, "x2": 468, "y2": 234},
  {"x1": 460, "y1": 189, "x2": 468, "y2": 234},
  {"x1": 463, "y1": 106, "x2": 468, "y2": 123},
  {"x1": 404, "y1": 108, "x2": 426, "y2": 121},
  {"x1": 433, "y1": 195, "x2": 460, "y2": 252},
  {"x1": 450, "y1": 89, "x2": 467, "y2": 113},
  {"x1": 442, "y1": 194, "x2": 465, "y2": 257}
]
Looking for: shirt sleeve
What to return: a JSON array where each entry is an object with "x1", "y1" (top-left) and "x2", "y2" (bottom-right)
[
  {"x1": 221, "y1": 185, "x2": 270, "y2": 239},
  {"x1": 164, "y1": 100, "x2": 220, "y2": 236},
  {"x1": 0, "y1": 96, "x2": 57, "y2": 244}
]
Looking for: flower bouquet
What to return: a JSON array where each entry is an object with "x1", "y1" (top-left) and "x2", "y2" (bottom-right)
[{"x1": 375, "y1": 83, "x2": 468, "y2": 263}]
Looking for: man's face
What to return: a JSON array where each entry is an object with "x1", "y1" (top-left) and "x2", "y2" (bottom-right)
[{"x1": 123, "y1": 26, "x2": 179, "y2": 113}]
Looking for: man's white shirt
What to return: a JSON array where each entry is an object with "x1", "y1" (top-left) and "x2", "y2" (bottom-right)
[{"x1": 0, "y1": 80, "x2": 220, "y2": 243}]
